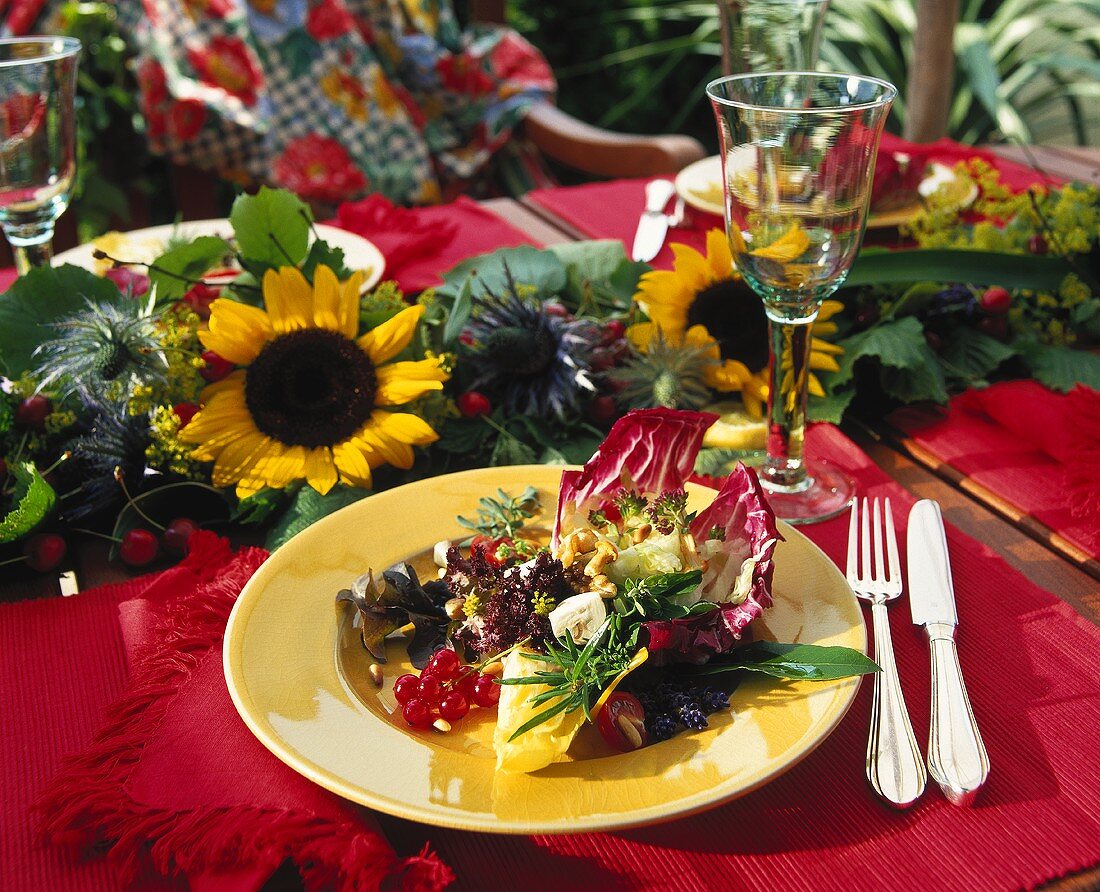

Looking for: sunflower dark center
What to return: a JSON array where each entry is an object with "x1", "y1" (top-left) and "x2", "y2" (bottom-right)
[
  {"x1": 244, "y1": 328, "x2": 376, "y2": 448},
  {"x1": 484, "y1": 325, "x2": 557, "y2": 376},
  {"x1": 686, "y1": 281, "x2": 770, "y2": 372}
]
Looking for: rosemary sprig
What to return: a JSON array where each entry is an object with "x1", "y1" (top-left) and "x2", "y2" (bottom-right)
[{"x1": 456, "y1": 486, "x2": 540, "y2": 540}]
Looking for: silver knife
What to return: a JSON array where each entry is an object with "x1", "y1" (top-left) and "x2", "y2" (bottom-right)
[
  {"x1": 631, "y1": 179, "x2": 677, "y2": 262},
  {"x1": 907, "y1": 499, "x2": 990, "y2": 806}
]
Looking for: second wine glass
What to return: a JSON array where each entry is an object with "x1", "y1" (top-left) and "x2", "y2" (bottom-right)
[{"x1": 707, "y1": 72, "x2": 896, "y2": 523}]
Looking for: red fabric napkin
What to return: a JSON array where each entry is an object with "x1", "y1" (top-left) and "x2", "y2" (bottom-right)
[
  {"x1": 892, "y1": 381, "x2": 1100, "y2": 561},
  {"x1": 331, "y1": 194, "x2": 541, "y2": 294},
  {"x1": 375, "y1": 424, "x2": 1100, "y2": 892},
  {"x1": 32, "y1": 532, "x2": 452, "y2": 892},
  {"x1": 879, "y1": 133, "x2": 1064, "y2": 193}
]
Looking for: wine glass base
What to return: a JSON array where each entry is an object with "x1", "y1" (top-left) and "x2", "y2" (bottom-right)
[{"x1": 760, "y1": 458, "x2": 855, "y2": 525}]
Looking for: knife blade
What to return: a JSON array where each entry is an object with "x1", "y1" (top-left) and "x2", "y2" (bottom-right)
[
  {"x1": 631, "y1": 179, "x2": 677, "y2": 262},
  {"x1": 907, "y1": 499, "x2": 990, "y2": 806}
]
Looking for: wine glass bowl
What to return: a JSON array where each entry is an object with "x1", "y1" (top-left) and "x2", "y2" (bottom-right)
[
  {"x1": 0, "y1": 37, "x2": 81, "y2": 275},
  {"x1": 707, "y1": 72, "x2": 896, "y2": 523}
]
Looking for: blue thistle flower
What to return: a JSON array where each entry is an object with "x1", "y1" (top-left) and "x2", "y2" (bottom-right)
[
  {"x1": 461, "y1": 267, "x2": 602, "y2": 419},
  {"x1": 650, "y1": 713, "x2": 679, "y2": 741}
]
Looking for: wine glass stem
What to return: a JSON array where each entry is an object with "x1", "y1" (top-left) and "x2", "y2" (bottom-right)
[
  {"x1": 11, "y1": 237, "x2": 54, "y2": 275},
  {"x1": 762, "y1": 309, "x2": 815, "y2": 492}
]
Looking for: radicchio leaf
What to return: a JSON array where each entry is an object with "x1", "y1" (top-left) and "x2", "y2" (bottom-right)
[{"x1": 553, "y1": 408, "x2": 717, "y2": 545}]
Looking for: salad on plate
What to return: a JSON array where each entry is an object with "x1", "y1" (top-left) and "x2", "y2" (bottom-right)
[{"x1": 337, "y1": 408, "x2": 876, "y2": 773}]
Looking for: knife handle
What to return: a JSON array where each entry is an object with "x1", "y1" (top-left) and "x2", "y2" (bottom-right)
[
  {"x1": 866, "y1": 601, "x2": 927, "y2": 809},
  {"x1": 926, "y1": 625, "x2": 990, "y2": 806}
]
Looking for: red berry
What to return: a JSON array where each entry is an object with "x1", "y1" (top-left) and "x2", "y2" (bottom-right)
[
  {"x1": 199, "y1": 350, "x2": 235, "y2": 382},
  {"x1": 439, "y1": 692, "x2": 470, "y2": 721},
  {"x1": 23, "y1": 533, "x2": 66, "y2": 573},
  {"x1": 977, "y1": 315, "x2": 1009, "y2": 341},
  {"x1": 472, "y1": 674, "x2": 500, "y2": 708},
  {"x1": 119, "y1": 528, "x2": 159, "y2": 567},
  {"x1": 980, "y1": 286, "x2": 1011, "y2": 314},
  {"x1": 174, "y1": 402, "x2": 200, "y2": 428},
  {"x1": 603, "y1": 319, "x2": 626, "y2": 342},
  {"x1": 15, "y1": 394, "x2": 51, "y2": 430},
  {"x1": 426, "y1": 648, "x2": 461, "y2": 681},
  {"x1": 543, "y1": 302, "x2": 571, "y2": 318},
  {"x1": 457, "y1": 391, "x2": 491, "y2": 418},
  {"x1": 393, "y1": 674, "x2": 421, "y2": 705},
  {"x1": 104, "y1": 267, "x2": 151, "y2": 297},
  {"x1": 587, "y1": 395, "x2": 618, "y2": 424},
  {"x1": 1028, "y1": 234, "x2": 1048, "y2": 255},
  {"x1": 162, "y1": 517, "x2": 199, "y2": 556},
  {"x1": 454, "y1": 669, "x2": 479, "y2": 700},
  {"x1": 596, "y1": 692, "x2": 648, "y2": 752},
  {"x1": 417, "y1": 674, "x2": 444, "y2": 706},
  {"x1": 402, "y1": 698, "x2": 434, "y2": 728},
  {"x1": 181, "y1": 282, "x2": 220, "y2": 320}
]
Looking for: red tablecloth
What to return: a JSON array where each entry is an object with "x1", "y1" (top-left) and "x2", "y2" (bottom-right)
[{"x1": 6, "y1": 425, "x2": 1100, "y2": 892}]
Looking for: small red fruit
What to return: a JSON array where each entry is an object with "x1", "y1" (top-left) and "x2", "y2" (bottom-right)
[
  {"x1": 181, "y1": 282, "x2": 220, "y2": 320},
  {"x1": 104, "y1": 267, "x2": 151, "y2": 297},
  {"x1": 980, "y1": 286, "x2": 1011, "y2": 314},
  {"x1": 174, "y1": 402, "x2": 200, "y2": 428},
  {"x1": 119, "y1": 528, "x2": 159, "y2": 567},
  {"x1": 439, "y1": 692, "x2": 470, "y2": 721},
  {"x1": 402, "y1": 698, "x2": 434, "y2": 728},
  {"x1": 23, "y1": 533, "x2": 67, "y2": 573},
  {"x1": 457, "y1": 391, "x2": 491, "y2": 418},
  {"x1": 596, "y1": 692, "x2": 648, "y2": 752},
  {"x1": 199, "y1": 350, "x2": 235, "y2": 382},
  {"x1": 977, "y1": 315, "x2": 1009, "y2": 341},
  {"x1": 454, "y1": 669, "x2": 479, "y2": 700},
  {"x1": 1028, "y1": 234, "x2": 1048, "y2": 255},
  {"x1": 163, "y1": 517, "x2": 199, "y2": 556},
  {"x1": 543, "y1": 303, "x2": 571, "y2": 318},
  {"x1": 15, "y1": 394, "x2": 51, "y2": 430},
  {"x1": 587, "y1": 395, "x2": 618, "y2": 424},
  {"x1": 393, "y1": 674, "x2": 421, "y2": 705},
  {"x1": 603, "y1": 319, "x2": 626, "y2": 341},
  {"x1": 417, "y1": 674, "x2": 444, "y2": 706},
  {"x1": 426, "y1": 648, "x2": 461, "y2": 681},
  {"x1": 472, "y1": 675, "x2": 501, "y2": 708}
]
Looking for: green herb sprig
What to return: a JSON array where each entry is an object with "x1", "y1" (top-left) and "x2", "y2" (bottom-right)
[
  {"x1": 613, "y1": 570, "x2": 713, "y2": 622},
  {"x1": 456, "y1": 486, "x2": 540, "y2": 541}
]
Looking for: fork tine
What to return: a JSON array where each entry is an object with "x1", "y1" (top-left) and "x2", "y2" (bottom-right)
[
  {"x1": 860, "y1": 497, "x2": 871, "y2": 585},
  {"x1": 884, "y1": 497, "x2": 901, "y2": 585},
  {"x1": 846, "y1": 500, "x2": 859, "y2": 582},
  {"x1": 872, "y1": 498, "x2": 885, "y2": 584}
]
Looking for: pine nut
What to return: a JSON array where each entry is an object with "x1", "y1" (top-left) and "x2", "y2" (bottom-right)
[
  {"x1": 368, "y1": 663, "x2": 384, "y2": 686},
  {"x1": 432, "y1": 718, "x2": 452, "y2": 733}
]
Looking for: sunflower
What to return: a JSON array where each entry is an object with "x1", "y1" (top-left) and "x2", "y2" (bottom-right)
[
  {"x1": 181, "y1": 265, "x2": 448, "y2": 497},
  {"x1": 627, "y1": 229, "x2": 843, "y2": 418}
]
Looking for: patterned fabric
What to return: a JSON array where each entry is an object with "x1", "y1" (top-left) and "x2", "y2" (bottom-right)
[{"x1": 14, "y1": 0, "x2": 557, "y2": 204}]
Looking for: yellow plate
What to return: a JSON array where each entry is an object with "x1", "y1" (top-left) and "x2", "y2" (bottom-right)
[
  {"x1": 674, "y1": 154, "x2": 977, "y2": 229},
  {"x1": 224, "y1": 465, "x2": 866, "y2": 834}
]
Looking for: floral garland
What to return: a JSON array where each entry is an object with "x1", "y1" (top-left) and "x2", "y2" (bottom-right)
[{"x1": 1, "y1": 172, "x2": 1097, "y2": 576}]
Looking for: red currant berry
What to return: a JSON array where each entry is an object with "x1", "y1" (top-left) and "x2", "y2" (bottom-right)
[
  {"x1": 119, "y1": 528, "x2": 159, "y2": 567},
  {"x1": 174, "y1": 402, "x2": 200, "y2": 428},
  {"x1": 439, "y1": 692, "x2": 470, "y2": 722},
  {"x1": 181, "y1": 282, "x2": 220, "y2": 320},
  {"x1": 603, "y1": 319, "x2": 626, "y2": 341},
  {"x1": 457, "y1": 391, "x2": 491, "y2": 418},
  {"x1": 1028, "y1": 234, "x2": 1048, "y2": 255},
  {"x1": 15, "y1": 394, "x2": 51, "y2": 430},
  {"x1": 454, "y1": 669, "x2": 479, "y2": 700},
  {"x1": 199, "y1": 350, "x2": 235, "y2": 383},
  {"x1": 543, "y1": 302, "x2": 571, "y2": 318},
  {"x1": 472, "y1": 675, "x2": 501, "y2": 708},
  {"x1": 402, "y1": 698, "x2": 434, "y2": 728},
  {"x1": 417, "y1": 674, "x2": 444, "y2": 706},
  {"x1": 23, "y1": 533, "x2": 67, "y2": 573},
  {"x1": 393, "y1": 674, "x2": 421, "y2": 705},
  {"x1": 426, "y1": 648, "x2": 461, "y2": 681},
  {"x1": 979, "y1": 286, "x2": 1011, "y2": 314},
  {"x1": 587, "y1": 395, "x2": 618, "y2": 424},
  {"x1": 162, "y1": 517, "x2": 199, "y2": 556}
]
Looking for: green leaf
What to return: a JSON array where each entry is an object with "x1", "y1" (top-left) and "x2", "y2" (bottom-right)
[
  {"x1": 149, "y1": 236, "x2": 233, "y2": 302},
  {"x1": 0, "y1": 265, "x2": 126, "y2": 377},
  {"x1": 490, "y1": 431, "x2": 538, "y2": 466},
  {"x1": 807, "y1": 384, "x2": 856, "y2": 424},
  {"x1": 436, "y1": 245, "x2": 568, "y2": 303},
  {"x1": 685, "y1": 642, "x2": 880, "y2": 681},
  {"x1": 232, "y1": 486, "x2": 293, "y2": 524},
  {"x1": 845, "y1": 249, "x2": 1073, "y2": 292},
  {"x1": 549, "y1": 240, "x2": 643, "y2": 312},
  {"x1": 0, "y1": 463, "x2": 56, "y2": 543},
  {"x1": 1015, "y1": 340, "x2": 1100, "y2": 391},
  {"x1": 835, "y1": 316, "x2": 949, "y2": 404},
  {"x1": 939, "y1": 329, "x2": 1017, "y2": 382},
  {"x1": 441, "y1": 276, "x2": 473, "y2": 348},
  {"x1": 300, "y1": 239, "x2": 352, "y2": 282},
  {"x1": 265, "y1": 484, "x2": 370, "y2": 551},
  {"x1": 507, "y1": 691, "x2": 579, "y2": 741},
  {"x1": 229, "y1": 187, "x2": 313, "y2": 268}
]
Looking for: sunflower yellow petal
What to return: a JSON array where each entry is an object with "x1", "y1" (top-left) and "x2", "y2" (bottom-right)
[
  {"x1": 626, "y1": 322, "x2": 658, "y2": 352},
  {"x1": 376, "y1": 411, "x2": 439, "y2": 446},
  {"x1": 209, "y1": 431, "x2": 273, "y2": 488},
  {"x1": 751, "y1": 222, "x2": 810, "y2": 262},
  {"x1": 303, "y1": 448, "x2": 339, "y2": 495},
  {"x1": 253, "y1": 443, "x2": 309, "y2": 489},
  {"x1": 200, "y1": 300, "x2": 273, "y2": 365},
  {"x1": 817, "y1": 299, "x2": 844, "y2": 323},
  {"x1": 262, "y1": 267, "x2": 314, "y2": 334},
  {"x1": 809, "y1": 352, "x2": 841, "y2": 373},
  {"x1": 813, "y1": 321, "x2": 839, "y2": 337},
  {"x1": 358, "y1": 305, "x2": 423, "y2": 365},
  {"x1": 811, "y1": 337, "x2": 844, "y2": 355},
  {"x1": 333, "y1": 440, "x2": 374, "y2": 488},
  {"x1": 309, "y1": 264, "x2": 346, "y2": 335},
  {"x1": 357, "y1": 424, "x2": 413, "y2": 469},
  {"x1": 374, "y1": 359, "x2": 448, "y2": 406},
  {"x1": 704, "y1": 358, "x2": 753, "y2": 392},
  {"x1": 808, "y1": 374, "x2": 825, "y2": 398},
  {"x1": 705, "y1": 229, "x2": 734, "y2": 279}
]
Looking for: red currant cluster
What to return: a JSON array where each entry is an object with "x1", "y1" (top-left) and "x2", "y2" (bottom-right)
[{"x1": 393, "y1": 648, "x2": 501, "y2": 730}]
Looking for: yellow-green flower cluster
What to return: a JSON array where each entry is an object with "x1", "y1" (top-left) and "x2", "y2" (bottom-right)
[
  {"x1": 146, "y1": 404, "x2": 208, "y2": 480},
  {"x1": 531, "y1": 590, "x2": 557, "y2": 617}
]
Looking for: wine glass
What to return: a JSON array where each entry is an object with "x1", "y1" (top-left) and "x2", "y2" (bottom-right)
[
  {"x1": 707, "y1": 72, "x2": 896, "y2": 523},
  {"x1": 717, "y1": 0, "x2": 831, "y2": 76},
  {"x1": 0, "y1": 37, "x2": 81, "y2": 275}
]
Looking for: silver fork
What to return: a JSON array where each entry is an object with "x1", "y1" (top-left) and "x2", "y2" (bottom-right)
[{"x1": 847, "y1": 497, "x2": 927, "y2": 809}]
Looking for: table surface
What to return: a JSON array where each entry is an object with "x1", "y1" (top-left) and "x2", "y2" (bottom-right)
[{"x1": 5, "y1": 143, "x2": 1099, "y2": 891}]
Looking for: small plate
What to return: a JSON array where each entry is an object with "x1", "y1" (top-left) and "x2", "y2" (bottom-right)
[
  {"x1": 53, "y1": 219, "x2": 385, "y2": 291},
  {"x1": 674, "y1": 155, "x2": 977, "y2": 229},
  {"x1": 223, "y1": 465, "x2": 866, "y2": 835}
]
